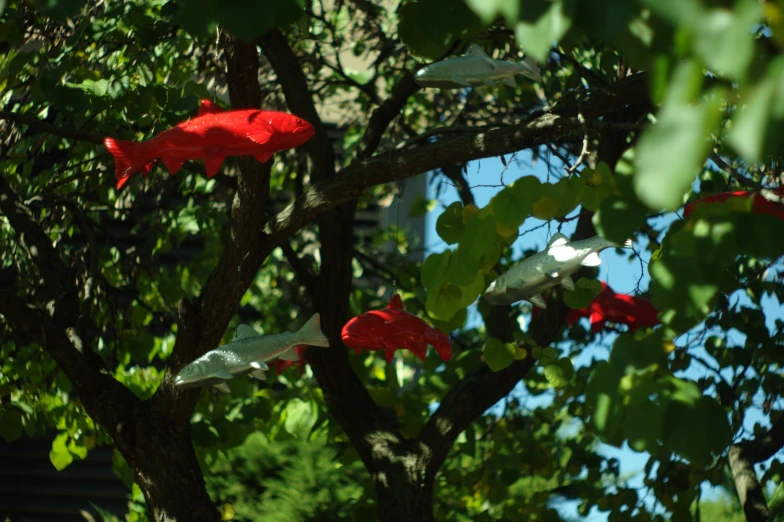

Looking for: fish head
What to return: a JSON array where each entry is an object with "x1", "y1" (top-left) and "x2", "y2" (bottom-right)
[
  {"x1": 270, "y1": 113, "x2": 315, "y2": 147},
  {"x1": 516, "y1": 57, "x2": 543, "y2": 84},
  {"x1": 341, "y1": 314, "x2": 388, "y2": 350},
  {"x1": 483, "y1": 277, "x2": 509, "y2": 305},
  {"x1": 173, "y1": 360, "x2": 206, "y2": 388}
]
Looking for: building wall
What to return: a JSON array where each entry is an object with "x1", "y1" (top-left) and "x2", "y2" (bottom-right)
[{"x1": 0, "y1": 436, "x2": 130, "y2": 521}]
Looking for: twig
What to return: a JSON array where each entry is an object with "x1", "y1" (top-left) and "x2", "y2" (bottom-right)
[
  {"x1": 710, "y1": 151, "x2": 784, "y2": 204},
  {"x1": 565, "y1": 112, "x2": 589, "y2": 174}
]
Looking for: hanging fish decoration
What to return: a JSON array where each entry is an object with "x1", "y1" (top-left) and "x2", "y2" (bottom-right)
[
  {"x1": 533, "y1": 281, "x2": 660, "y2": 332},
  {"x1": 683, "y1": 189, "x2": 784, "y2": 219},
  {"x1": 484, "y1": 234, "x2": 632, "y2": 308},
  {"x1": 341, "y1": 294, "x2": 453, "y2": 362},
  {"x1": 104, "y1": 99, "x2": 315, "y2": 189},
  {"x1": 173, "y1": 314, "x2": 329, "y2": 393},
  {"x1": 415, "y1": 44, "x2": 542, "y2": 91}
]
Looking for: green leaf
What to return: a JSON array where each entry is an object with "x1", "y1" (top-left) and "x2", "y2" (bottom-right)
[
  {"x1": 609, "y1": 332, "x2": 665, "y2": 375},
  {"x1": 634, "y1": 63, "x2": 723, "y2": 211},
  {"x1": 563, "y1": 277, "x2": 602, "y2": 310},
  {"x1": 0, "y1": 0, "x2": 6, "y2": 16},
  {"x1": 465, "y1": 0, "x2": 519, "y2": 25},
  {"x1": 177, "y1": 0, "x2": 218, "y2": 37},
  {"x1": 457, "y1": 272, "x2": 486, "y2": 308},
  {"x1": 399, "y1": 0, "x2": 486, "y2": 60},
  {"x1": 483, "y1": 338, "x2": 515, "y2": 372},
  {"x1": 624, "y1": 399, "x2": 664, "y2": 452},
  {"x1": 436, "y1": 202, "x2": 464, "y2": 245},
  {"x1": 49, "y1": 433, "x2": 74, "y2": 471},
  {"x1": 693, "y1": 0, "x2": 761, "y2": 78},
  {"x1": 0, "y1": 409, "x2": 23, "y2": 442},
  {"x1": 544, "y1": 358, "x2": 574, "y2": 387},
  {"x1": 28, "y1": 0, "x2": 86, "y2": 20},
  {"x1": 531, "y1": 191, "x2": 559, "y2": 220},
  {"x1": 408, "y1": 195, "x2": 436, "y2": 218},
  {"x1": 663, "y1": 396, "x2": 731, "y2": 463},
  {"x1": 283, "y1": 399, "x2": 318, "y2": 439},
  {"x1": 430, "y1": 307, "x2": 467, "y2": 333},
  {"x1": 421, "y1": 251, "x2": 451, "y2": 291},
  {"x1": 490, "y1": 186, "x2": 529, "y2": 231},
  {"x1": 592, "y1": 196, "x2": 647, "y2": 245},
  {"x1": 425, "y1": 283, "x2": 463, "y2": 321},
  {"x1": 515, "y1": 0, "x2": 573, "y2": 62},
  {"x1": 729, "y1": 58, "x2": 784, "y2": 162},
  {"x1": 462, "y1": 214, "x2": 497, "y2": 261},
  {"x1": 218, "y1": 0, "x2": 305, "y2": 41},
  {"x1": 640, "y1": 0, "x2": 700, "y2": 26},
  {"x1": 68, "y1": 437, "x2": 88, "y2": 460},
  {"x1": 445, "y1": 247, "x2": 480, "y2": 287},
  {"x1": 586, "y1": 361, "x2": 624, "y2": 444}
]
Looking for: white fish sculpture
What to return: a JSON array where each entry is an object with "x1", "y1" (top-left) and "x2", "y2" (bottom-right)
[
  {"x1": 483, "y1": 234, "x2": 632, "y2": 308},
  {"x1": 173, "y1": 313, "x2": 329, "y2": 393},
  {"x1": 415, "y1": 44, "x2": 542, "y2": 90}
]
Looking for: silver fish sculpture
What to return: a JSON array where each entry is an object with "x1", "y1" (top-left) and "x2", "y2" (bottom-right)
[
  {"x1": 484, "y1": 234, "x2": 632, "y2": 308},
  {"x1": 173, "y1": 313, "x2": 329, "y2": 393},
  {"x1": 415, "y1": 44, "x2": 542, "y2": 90}
]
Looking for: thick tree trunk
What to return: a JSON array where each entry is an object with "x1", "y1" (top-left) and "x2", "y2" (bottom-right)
[
  {"x1": 370, "y1": 438, "x2": 434, "y2": 522},
  {"x1": 116, "y1": 407, "x2": 219, "y2": 522}
]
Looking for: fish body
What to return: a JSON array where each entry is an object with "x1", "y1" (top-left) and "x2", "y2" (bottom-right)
[
  {"x1": 173, "y1": 313, "x2": 329, "y2": 393},
  {"x1": 104, "y1": 99, "x2": 315, "y2": 189},
  {"x1": 341, "y1": 295, "x2": 453, "y2": 362},
  {"x1": 563, "y1": 281, "x2": 660, "y2": 332},
  {"x1": 683, "y1": 190, "x2": 784, "y2": 219},
  {"x1": 415, "y1": 44, "x2": 542, "y2": 90},
  {"x1": 484, "y1": 234, "x2": 631, "y2": 308}
]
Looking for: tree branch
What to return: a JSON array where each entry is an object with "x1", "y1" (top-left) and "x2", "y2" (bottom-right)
[
  {"x1": 262, "y1": 71, "x2": 649, "y2": 248},
  {"x1": 0, "y1": 175, "x2": 79, "y2": 323},
  {"x1": 730, "y1": 414, "x2": 784, "y2": 522},
  {"x1": 152, "y1": 35, "x2": 273, "y2": 421},
  {"x1": 418, "y1": 209, "x2": 598, "y2": 473},
  {"x1": 0, "y1": 109, "x2": 104, "y2": 144}
]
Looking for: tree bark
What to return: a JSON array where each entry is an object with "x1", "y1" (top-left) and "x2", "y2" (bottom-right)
[
  {"x1": 119, "y1": 411, "x2": 219, "y2": 522},
  {"x1": 729, "y1": 414, "x2": 784, "y2": 522}
]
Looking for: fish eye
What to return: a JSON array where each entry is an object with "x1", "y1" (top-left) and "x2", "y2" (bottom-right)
[{"x1": 296, "y1": 118, "x2": 303, "y2": 125}]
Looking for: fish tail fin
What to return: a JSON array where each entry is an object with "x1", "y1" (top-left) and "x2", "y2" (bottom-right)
[
  {"x1": 298, "y1": 313, "x2": 330, "y2": 348},
  {"x1": 103, "y1": 137, "x2": 151, "y2": 189},
  {"x1": 433, "y1": 334, "x2": 453, "y2": 362}
]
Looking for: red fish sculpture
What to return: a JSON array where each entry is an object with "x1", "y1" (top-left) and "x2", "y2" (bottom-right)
[
  {"x1": 683, "y1": 188, "x2": 784, "y2": 219},
  {"x1": 533, "y1": 281, "x2": 660, "y2": 333},
  {"x1": 104, "y1": 99, "x2": 315, "y2": 189},
  {"x1": 341, "y1": 295, "x2": 453, "y2": 362}
]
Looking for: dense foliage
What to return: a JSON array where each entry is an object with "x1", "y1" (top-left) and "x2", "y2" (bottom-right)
[{"x1": 1, "y1": 0, "x2": 783, "y2": 521}]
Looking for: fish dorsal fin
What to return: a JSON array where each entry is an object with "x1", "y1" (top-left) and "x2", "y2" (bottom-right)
[
  {"x1": 233, "y1": 324, "x2": 260, "y2": 341},
  {"x1": 198, "y1": 99, "x2": 225, "y2": 116},
  {"x1": 388, "y1": 294, "x2": 404, "y2": 310},
  {"x1": 547, "y1": 233, "x2": 569, "y2": 248},
  {"x1": 465, "y1": 44, "x2": 490, "y2": 58}
]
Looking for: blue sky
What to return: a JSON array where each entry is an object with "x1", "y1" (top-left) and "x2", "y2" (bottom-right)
[{"x1": 420, "y1": 152, "x2": 783, "y2": 518}]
